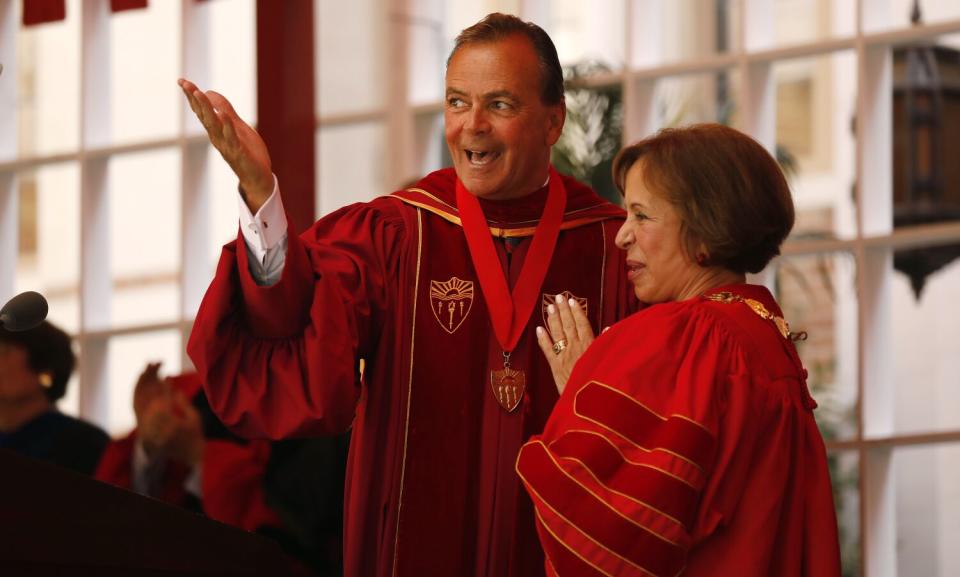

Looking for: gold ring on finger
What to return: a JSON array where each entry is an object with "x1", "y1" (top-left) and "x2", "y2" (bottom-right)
[{"x1": 552, "y1": 339, "x2": 568, "y2": 355}]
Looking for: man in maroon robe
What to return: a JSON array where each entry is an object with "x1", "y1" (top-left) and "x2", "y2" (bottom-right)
[{"x1": 180, "y1": 13, "x2": 634, "y2": 577}]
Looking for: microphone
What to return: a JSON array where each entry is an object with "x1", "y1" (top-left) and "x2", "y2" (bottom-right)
[{"x1": 0, "y1": 291, "x2": 49, "y2": 332}]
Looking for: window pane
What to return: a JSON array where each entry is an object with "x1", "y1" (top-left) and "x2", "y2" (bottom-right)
[
  {"x1": 656, "y1": 69, "x2": 741, "y2": 127},
  {"x1": 413, "y1": 112, "x2": 449, "y2": 180},
  {"x1": 772, "y1": 0, "x2": 855, "y2": 47},
  {"x1": 317, "y1": 0, "x2": 386, "y2": 115},
  {"x1": 890, "y1": 443, "x2": 960, "y2": 576},
  {"x1": 109, "y1": 149, "x2": 181, "y2": 327},
  {"x1": 317, "y1": 122, "x2": 387, "y2": 217},
  {"x1": 776, "y1": 51, "x2": 858, "y2": 241},
  {"x1": 829, "y1": 449, "x2": 861, "y2": 577},
  {"x1": 774, "y1": 252, "x2": 859, "y2": 441},
  {"x1": 407, "y1": 0, "x2": 524, "y2": 105},
  {"x1": 630, "y1": 0, "x2": 739, "y2": 66},
  {"x1": 103, "y1": 330, "x2": 182, "y2": 435},
  {"x1": 553, "y1": 80, "x2": 623, "y2": 205},
  {"x1": 207, "y1": 146, "x2": 243, "y2": 276},
  {"x1": 539, "y1": 0, "x2": 626, "y2": 70},
  {"x1": 109, "y1": 1, "x2": 180, "y2": 144},
  {"x1": 890, "y1": 247, "x2": 960, "y2": 435},
  {"x1": 209, "y1": 0, "x2": 257, "y2": 125},
  {"x1": 15, "y1": 164, "x2": 80, "y2": 333},
  {"x1": 864, "y1": 0, "x2": 960, "y2": 34},
  {"x1": 16, "y1": 0, "x2": 80, "y2": 157}
]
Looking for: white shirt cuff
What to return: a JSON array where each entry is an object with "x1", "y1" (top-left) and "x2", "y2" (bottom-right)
[{"x1": 238, "y1": 174, "x2": 288, "y2": 265}]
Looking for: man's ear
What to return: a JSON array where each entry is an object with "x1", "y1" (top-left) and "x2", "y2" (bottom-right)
[{"x1": 546, "y1": 102, "x2": 566, "y2": 146}]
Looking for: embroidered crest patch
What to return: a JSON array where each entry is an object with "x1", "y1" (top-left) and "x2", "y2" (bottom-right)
[{"x1": 430, "y1": 277, "x2": 474, "y2": 334}]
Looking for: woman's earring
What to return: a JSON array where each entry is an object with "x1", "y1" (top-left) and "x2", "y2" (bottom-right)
[{"x1": 38, "y1": 372, "x2": 53, "y2": 388}]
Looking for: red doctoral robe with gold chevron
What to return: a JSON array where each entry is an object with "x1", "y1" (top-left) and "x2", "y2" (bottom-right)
[
  {"x1": 517, "y1": 284, "x2": 842, "y2": 577},
  {"x1": 187, "y1": 167, "x2": 636, "y2": 577}
]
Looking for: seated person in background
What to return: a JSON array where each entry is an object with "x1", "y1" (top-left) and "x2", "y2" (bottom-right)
[
  {"x1": 519, "y1": 124, "x2": 842, "y2": 576},
  {"x1": 95, "y1": 362, "x2": 279, "y2": 534},
  {"x1": 0, "y1": 321, "x2": 108, "y2": 476}
]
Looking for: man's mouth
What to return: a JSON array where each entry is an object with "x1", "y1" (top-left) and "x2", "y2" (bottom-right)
[
  {"x1": 466, "y1": 149, "x2": 500, "y2": 166},
  {"x1": 626, "y1": 260, "x2": 645, "y2": 276}
]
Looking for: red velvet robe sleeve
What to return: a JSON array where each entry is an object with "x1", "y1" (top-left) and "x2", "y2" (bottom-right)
[
  {"x1": 187, "y1": 199, "x2": 405, "y2": 439},
  {"x1": 517, "y1": 297, "x2": 841, "y2": 577},
  {"x1": 200, "y1": 439, "x2": 280, "y2": 531}
]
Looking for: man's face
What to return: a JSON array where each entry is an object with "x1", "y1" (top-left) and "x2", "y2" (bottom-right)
[{"x1": 444, "y1": 34, "x2": 565, "y2": 201}]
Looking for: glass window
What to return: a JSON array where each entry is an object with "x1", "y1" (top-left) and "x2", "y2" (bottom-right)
[
  {"x1": 863, "y1": 0, "x2": 960, "y2": 34},
  {"x1": 413, "y1": 111, "x2": 448, "y2": 180},
  {"x1": 630, "y1": 0, "x2": 739, "y2": 66},
  {"x1": 890, "y1": 442, "x2": 960, "y2": 576},
  {"x1": 206, "y1": 145, "x2": 245, "y2": 274},
  {"x1": 317, "y1": 122, "x2": 387, "y2": 216},
  {"x1": 317, "y1": 0, "x2": 386, "y2": 115},
  {"x1": 208, "y1": 0, "x2": 257, "y2": 124},
  {"x1": 889, "y1": 246, "x2": 960, "y2": 435},
  {"x1": 655, "y1": 69, "x2": 741, "y2": 127},
  {"x1": 538, "y1": 0, "x2": 626, "y2": 69},
  {"x1": 15, "y1": 163, "x2": 80, "y2": 333},
  {"x1": 15, "y1": 0, "x2": 80, "y2": 157},
  {"x1": 829, "y1": 449, "x2": 861, "y2": 577},
  {"x1": 108, "y1": 149, "x2": 181, "y2": 328},
  {"x1": 772, "y1": 0, "x2": 856, "y2": 47},
  {"x1": 103, "y1": 330, "x2": 182, "y2": 435},
  {"x1": 109, "y1": 0, "x2": 181, "y2": 145},
  {"x1": 775, "y1": 51, "x2": 858, "y2": 241},
  {"x1": 553, "y1": 79, "x2": 623, "y2": 204},
  {"x1": 773, "y1": 252, "x2": 859, "y2": 441}
]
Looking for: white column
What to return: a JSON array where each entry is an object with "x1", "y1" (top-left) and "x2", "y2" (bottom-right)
[
  {"x1": 0, "y1": 173, "x2": 15, "y2": 303},
  {"x1": 0, "y1": 0, "x2": 15, "y2": 159},
  {"x1": 0, "y1": 1, "x2": 16, "y2": 302},
  {"x1": 858, "y1": 0, "x2": 896, "y2": 572},
  {"x1": 390, "y1": 0, "x2": 415, "y2": 190},
  {"x1": 629, "y1": 0, "x2": 663, "y2": 68},
  {"x1": 739, "y1": 0, "x2": 774, "y2": 150},
  {"x1": 179, "y1": 0, "x2": 211, "y2": 371},
  {"x1": 78, "y1": 0, "x2": 112, "y2": 424}
]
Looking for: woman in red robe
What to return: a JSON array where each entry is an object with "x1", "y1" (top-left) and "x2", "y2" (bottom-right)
[{"x1": 519, "y1": 124, "x2": 842, "y2": 577}]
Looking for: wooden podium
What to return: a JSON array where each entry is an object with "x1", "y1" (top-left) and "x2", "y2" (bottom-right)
[{"x1": 0, "y1": 449, "x2": 299, "y2": 576}]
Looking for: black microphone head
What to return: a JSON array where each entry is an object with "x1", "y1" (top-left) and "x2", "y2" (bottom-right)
[{"x1": 0, "y1": 291, "x2": 49, "y2": 332}]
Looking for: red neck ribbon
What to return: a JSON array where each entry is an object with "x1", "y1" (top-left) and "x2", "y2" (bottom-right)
[{"x1": 456, "y1": 167, "x2": 567, "y2": 353}]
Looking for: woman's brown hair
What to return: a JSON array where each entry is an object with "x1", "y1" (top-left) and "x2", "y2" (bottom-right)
[{"x1": 613, "y1": 123, "x2": 794, "y2": 274}]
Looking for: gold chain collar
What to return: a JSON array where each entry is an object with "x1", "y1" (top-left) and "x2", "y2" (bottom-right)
[{"x1": 703, "y1": 291, "x2": 807, "y2": 342}]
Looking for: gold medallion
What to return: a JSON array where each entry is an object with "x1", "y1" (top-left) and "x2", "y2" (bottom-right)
[{"x1": 490, "y1": 367, "x2": 526, "y2": 412}]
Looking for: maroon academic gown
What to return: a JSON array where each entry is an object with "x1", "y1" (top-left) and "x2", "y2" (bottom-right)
[
  {"x1": 187, "y1": 168, "x2": 635, "y2": 577},
  {"x1": 517, "y1": 284, "x2": 842, "y2": 577}
]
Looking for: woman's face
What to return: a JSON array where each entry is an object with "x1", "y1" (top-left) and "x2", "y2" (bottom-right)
[
  {"x1": 614, "y1": 160, "x2": 705, "y2": 304},
  {"x1": 0, "y1": 341, "x2": 42, "y2": 403}
]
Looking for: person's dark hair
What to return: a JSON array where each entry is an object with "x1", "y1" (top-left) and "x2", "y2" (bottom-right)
[
  {"x1": 613, "y1": 123, "x2": 795, "y2": 274},
  {"x1": 448, "y1": 12, "x2": 564, "y2": 106},
  {"x1": 0, "y1": 320, "x2": 75, "y2": 402}
]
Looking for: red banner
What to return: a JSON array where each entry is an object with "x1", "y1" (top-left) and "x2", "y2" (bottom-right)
[
  {"x1": 22, "y1": 0, "x2": 65, "y2": 26},
  {"x1": 110, "y1": 0, "x2": 148, "y2": 12}
]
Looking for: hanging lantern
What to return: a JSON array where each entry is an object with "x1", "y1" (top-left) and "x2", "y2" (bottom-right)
[{"x1": 892, "y1": 2, "x2": 960, "y2": 298}]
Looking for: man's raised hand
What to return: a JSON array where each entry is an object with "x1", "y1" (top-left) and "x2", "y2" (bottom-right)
[{"x1": 178, "y1": 78, "x2": 274, "y2": 213}]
